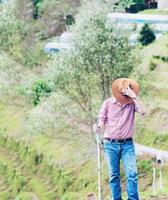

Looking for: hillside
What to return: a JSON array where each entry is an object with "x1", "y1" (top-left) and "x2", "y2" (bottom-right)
[
  {"x1": 1, "y1": 1, "x2": 168, "y2": 199},
  {"x1": 134, "y1": 34, "x2": 168, "y2": 151},
  {"x1": 0, "y1": 31, "x2": 168, "y2": 199}
]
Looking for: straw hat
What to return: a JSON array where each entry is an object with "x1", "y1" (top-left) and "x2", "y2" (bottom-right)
[{"x1": 112, "y1": 78, "x2": 140, "y2": 104}]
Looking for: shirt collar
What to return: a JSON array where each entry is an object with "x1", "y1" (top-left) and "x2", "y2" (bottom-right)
[
  {"x1": 111, "y1": 96, "x2": 132, "y2": 107},
  {"x1": 111, "y1": 97, "x2": 117, "y2": 104}
]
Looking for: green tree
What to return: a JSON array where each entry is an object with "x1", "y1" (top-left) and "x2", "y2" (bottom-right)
[
  {"x1": 49, "y1": 2, "x2": 136, "y2": 131},
  {"x1": 32, "y1": 0, "x2": 43, "y2": 19},
  {"x1": 0, "y1": 0, "x2": 21, "y2": 51},
  {"x1": 0, "y1": 0, "x2": 47, "y2": 67},
  {"x1": 119, "y1": 0, "x2": 134, "y2": 9},
  {"x1": 138, "y1": 23, "x2": 156, "y2": 46},
  {"x1": 133, "y1": 0, "x2": 144, "y2": 3},
  {"x1": 37, "y1": 0, "x2": 81, "y2": 38}
]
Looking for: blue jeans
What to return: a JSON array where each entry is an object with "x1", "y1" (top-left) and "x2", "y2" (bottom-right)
[{"x1": 103, "y1": 140, "x2": 139, "y2": 200}]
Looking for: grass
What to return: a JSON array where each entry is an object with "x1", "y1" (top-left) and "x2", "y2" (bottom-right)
[
  {"x1": 0, "y1": 145, "x2": 58, "y2": 200},
  {"x1": 1, "y1": 31, "x2": 168, "y2": 200},
  {"x1": 139, "y1": 9, "x2": 168, "y2": 15},
  {"x1": 133, "y1": 34, "x2": 168, "y2": 149},
  {"x1": 0, "y1": 102, "x2": 26, "y2": 133},
  {"x1": 1, "y1": 132, "x2": 167, "y2": 200}
]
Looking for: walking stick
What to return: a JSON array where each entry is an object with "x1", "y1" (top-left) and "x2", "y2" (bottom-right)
[
  {"x1": 95, "y1": 120, "x2": 103, "y2": 200},
  {"x1": 87, "y1": 123, "x2": 103, "y2": 200}
]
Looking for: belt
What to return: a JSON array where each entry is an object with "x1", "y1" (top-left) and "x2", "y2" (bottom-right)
[{"x1": 104, "y1": 137, "x2": 133, "y2": 143}]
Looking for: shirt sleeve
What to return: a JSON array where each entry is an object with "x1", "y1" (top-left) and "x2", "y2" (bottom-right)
[
  {"x1": 97, "y1": 100, "x2": 108, "y2": 127},
  {"x1": 134, "y1": 102, "x2": 139, "y2": 113},
  {"x1": 133, "y1": 101, "x2": 143, "y2": 115}
]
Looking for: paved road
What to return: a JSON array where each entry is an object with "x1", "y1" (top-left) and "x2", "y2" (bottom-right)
[{"x1": 135, "y1": 143, "x2": 168, "y2": 162}]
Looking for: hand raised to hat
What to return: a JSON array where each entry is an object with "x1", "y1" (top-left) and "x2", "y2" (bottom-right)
[{"x1": 122, "y1": 86, "x2": 137, "y2": 99}]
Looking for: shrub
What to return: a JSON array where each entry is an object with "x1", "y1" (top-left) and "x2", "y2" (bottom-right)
[
  {"x1": 32, "y1": 79, "x2": 52, "y2": 106},
  {"x1": 138, "y1": 23, "x2": 156, "y2": 46},
  {"x1": 149, "y1": 61, "x2": 157, "y2": 71},
  {"x1": 128, "y1": 3, "x2": 146, "y2": 13},
  {"x1": 153, "y1": 55, "x2": 168, "y2": 63}
]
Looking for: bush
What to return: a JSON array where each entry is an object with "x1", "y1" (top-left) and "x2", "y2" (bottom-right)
[
  {"x1": 153, "y1": 55, "x2": 168, "y2": 63},
  {"x1": 126, "y1": 3, "x2": 147, "y2": 13},
  {"x1": 32, "y1": 79, "x2": 52, "y2": 106},
  {"x1": 138, "y1": 23, "x2": 156, "y2": 46},
  {"x1": 0, "y1": 0, "x2": 22, "y2": 54},
  {"x1": 137, "y1": 159, "x2": 152, "y2": 174},
  {"x1": 149, "y1": 58, "x2": 158, "y2": 71},
  {"x1": 149, "y1": 61, "x2": 157, "y2": 71}
]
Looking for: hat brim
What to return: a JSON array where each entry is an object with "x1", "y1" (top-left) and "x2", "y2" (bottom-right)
[{"x1": 112, "y1": 78, "x2": 140, "y2": 104}]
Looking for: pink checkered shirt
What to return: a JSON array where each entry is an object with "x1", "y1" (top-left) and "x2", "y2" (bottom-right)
[{"x1": 98, "y1": 97, "x2": 140, "y2": 139}]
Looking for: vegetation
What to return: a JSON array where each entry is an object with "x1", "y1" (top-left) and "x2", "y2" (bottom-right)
[
  {"x1": 138, "y1": 23, "x2": 156, "y2": 46},
  {"x1": 119, "y1": 0, "x2": 134, "y2": 9},
  {"x1": 133, "y1": 34, "x2": 168, "y2": 151},
  {"x1": 139, "y1": 9, "x2": 168, "y2": 15},
  {"x1": 48, "y1": 2, "x2": 136, "y2": 133},
  {"x1": 36, "y1": 0, "x2": 81, "y2": 38},
  {"x1": 32, "y1": 79, "x2": 52, "y2": 106},
  {"x1": 0, "y1": 0, "x2": 168, "y2": 199}
]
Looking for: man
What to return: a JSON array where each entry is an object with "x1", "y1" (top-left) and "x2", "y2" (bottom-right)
[{"x1": 96, "y1": 78, "x2": 146, "y2": 200}]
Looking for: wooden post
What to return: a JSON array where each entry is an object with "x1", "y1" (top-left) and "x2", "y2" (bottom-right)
[
  {"x1": 152, "y1": 153, "x2": 164, "y2": 195},
  {"x1": 159, "y1": 169, "x2": 163, "y2": 192},
  {"x1": 152, "y1": 167, "x2": 156, "y2": 195}
]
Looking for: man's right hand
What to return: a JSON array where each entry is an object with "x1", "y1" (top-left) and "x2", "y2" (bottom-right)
[
  {"x1": 93, "y1": 124, "x2": 104, "y2": 150},
  {"x1": 93, "y1": 124, "x2": 101, "y2": 133}
]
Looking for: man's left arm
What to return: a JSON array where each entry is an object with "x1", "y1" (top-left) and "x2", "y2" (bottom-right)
[
  {"x1": 122, "y1": 86, "x2": 146, "y2": 116},
  {"x1": 132, "y1": 96, "x2": 146, "y2": 116}
]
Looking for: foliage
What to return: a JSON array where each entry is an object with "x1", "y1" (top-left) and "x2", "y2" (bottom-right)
[
  {"x1": 0, "y1": 0, "x2": 48, "y2": 67},
  {"x1": 32, "y1": 0, "x2": 43, "y2": 19},
  {"x1": 149, "y1": 60, "x2": 157, "y2": 71},
  {"x1": 133, "y1": 0, "x2": 144, "y2": 3},
  {"x1": 37, "y1": 0, "x2": 81, "y2": 38},
  {"x1": 61, "y1": 192, "x2": 80, "y2": 200},
  {"x1": 32, "y1": 79, "x2": 52, "y2": 105},
  {"x1": 119, "y1": 0, "x2": 134, "y2": 9},
  {"x1": 149, "y1": 56, "x2": 162, "y2": 71},
  {"x1": 0, "y1": 162, "x2": 26, "y2": 196},
  {"x1": 153, "y1": 55, "x2": 168, "y2": 63},
  {"x1": 0, "y1": 134, "x2": 77, "y2": 199},
  {"x1": 138, "y1": 23, "x2": 156, "y2": 46},
  {"x1": 0, "y1": 0, "x2": 21, "y2": 51},
  {"x1": 49, "y1": 2, "x2": 136, "y2": 127},
  {"x1": 118, "y1": 0, "x2": 145, "y2": 10}
]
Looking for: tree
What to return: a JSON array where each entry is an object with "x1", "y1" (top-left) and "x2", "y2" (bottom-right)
[
  {"x1": 37, "y1": 0, "x2": 81, "y2": 38},
  {"x1": 0, "y1": 0, "x2": 45, "y2": 67},
  {"x1": 49, "y1": 2, "x2": 136, "y2": 132},
  {"x1": 32, "y1": 0, "x2": 43, "y2": 19},
  {"x1": 0, "y1": 0, "x2": 21, "y2": 51},
  {"x1": 138, "y1": 23, "x2": 156, "y2": 46},
  {"x1": 119, "y1": 0, "x2": 134, "y2": 9}
]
